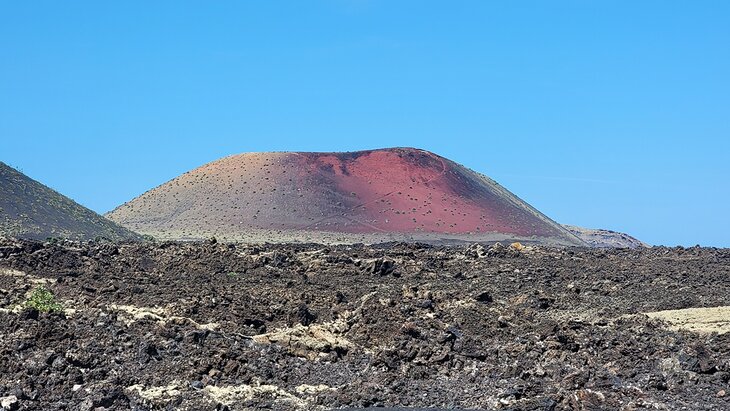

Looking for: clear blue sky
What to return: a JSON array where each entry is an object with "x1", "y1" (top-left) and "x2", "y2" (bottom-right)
[{"x1": 2, "y1": 1, "x2": 728, "y2": 247}]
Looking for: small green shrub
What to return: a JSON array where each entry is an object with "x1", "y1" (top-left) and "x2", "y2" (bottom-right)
[{"x1": 24, "y1": 286, "x2": 63, "y2": 313}]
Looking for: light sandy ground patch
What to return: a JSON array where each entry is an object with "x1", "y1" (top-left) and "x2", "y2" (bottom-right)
[
  {"x1": 645, "y1": 306, "x2": 730, "y2": 334},
  {"x1": 109, "y1": 304, "x2": 219, "y2": 330},
  {"x1": 126, "y1": 381, "x2": 182, "y2": 401},
  {"x1": 109, "y1": 304, "x2": 166, "y2": 325},
  {"x1": 0, "y1": 268, "x2": 26, "y2": 277},
  {"x1": 252, "y1": 320, "x2": 354, "y2": 360},
  {"x1": 125, "y1": 381, "x2": 325, "y2": 410},
  {"x1": 204, "y1": 382, "x2": 310, "y2": 409},
  {"x1": 0, "y1": 268, "x2": 51, "y2": 285},
  {"x1": 295, "y1": 384, "x2": 335, "y2": 395},
  {"x1": 251, "y1": 293, "x2": 379, "y2": 359}
]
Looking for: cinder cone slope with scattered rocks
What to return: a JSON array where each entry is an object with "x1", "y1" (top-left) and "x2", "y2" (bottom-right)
[
  {"x1": 0, "y1": 162, "x2": 139, "y2": 241},
  {"x1": 107, "y1": 148, "x2": 584, "y2": 246}
]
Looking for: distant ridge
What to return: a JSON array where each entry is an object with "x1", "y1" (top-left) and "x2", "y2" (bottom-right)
[
  {"x1": 0, "y1": 162, "x2": 140, "y2": 241},
  {"x1": 563, "y1": 225, "x2": 648, "y2": 249},
  {"x1": 108, "y1": 148, "x2": 585, "y2": 246}
]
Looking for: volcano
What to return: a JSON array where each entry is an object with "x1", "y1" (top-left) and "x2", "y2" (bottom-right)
[
  {"x1": 0, "y1": 162, "x2": 140, "y2": 241},
  {"x1": 107, "y1": 148, "x2": 584, "y2": 245}
]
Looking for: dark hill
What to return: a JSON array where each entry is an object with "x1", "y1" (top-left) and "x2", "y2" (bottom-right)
[
  {"x1": 0, "y1": 162, "x2": 140, "y2": 241},
  {"x1": 563, "y1": 225, "x2": 648, "y2": 249}
]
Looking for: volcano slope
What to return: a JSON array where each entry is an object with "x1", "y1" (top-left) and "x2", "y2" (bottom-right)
[
  {"x1": 1, "y1": 239, "x2": 729, "y2": 410},
  {"x1": 563, "y1": 225, "x2": 648, "y2": 249},
  {"x1": 0, "y1": 162, "x2": 139, "y2": 241},
  {"x1": 107, "y1": 148, "x2": 583, "y2": 246}
]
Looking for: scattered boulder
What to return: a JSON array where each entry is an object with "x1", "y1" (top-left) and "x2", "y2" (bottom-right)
[
  {"x1": 474, "y1": 291, "x2": 493, "y2": 303},
  {"x1": 362, "y1": 258, "x2": 396, "y2": 276},
  {"x1": 0, "y1": 395, "x2": 18, "y2": 411},
  {"x1": 487, "y1": 242, "x2": 523, "y2": 258},
  {"x1": 465, "y1": 243, "x2": 487, "y2": 258},
  {"x1": 295, "y1": 304, "x2": 317, "y2": 326}
]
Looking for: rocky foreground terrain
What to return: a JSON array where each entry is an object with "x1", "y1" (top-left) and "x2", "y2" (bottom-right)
[{"x1": 0, "y1": 238, "x2": 729, "y2": 410}]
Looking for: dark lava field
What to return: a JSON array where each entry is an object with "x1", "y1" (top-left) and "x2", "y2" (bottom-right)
[{"x1": 1, "y1": 238, "x2": 729, "y2": 410}]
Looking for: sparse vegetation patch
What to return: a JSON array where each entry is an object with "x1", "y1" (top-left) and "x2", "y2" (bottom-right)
[{"x1": 23, "y1": 286, "x2": 63, "y2": 313}]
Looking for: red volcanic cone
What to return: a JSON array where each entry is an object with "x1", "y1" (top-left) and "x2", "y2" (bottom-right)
[{"x1": 107, "y1": 148, "x2": 584, "y2": 245}]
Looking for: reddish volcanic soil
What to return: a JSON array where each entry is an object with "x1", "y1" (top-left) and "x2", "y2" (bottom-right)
[{"x1": 106, "y1": 148, "x2": 583, "y2": 245}]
